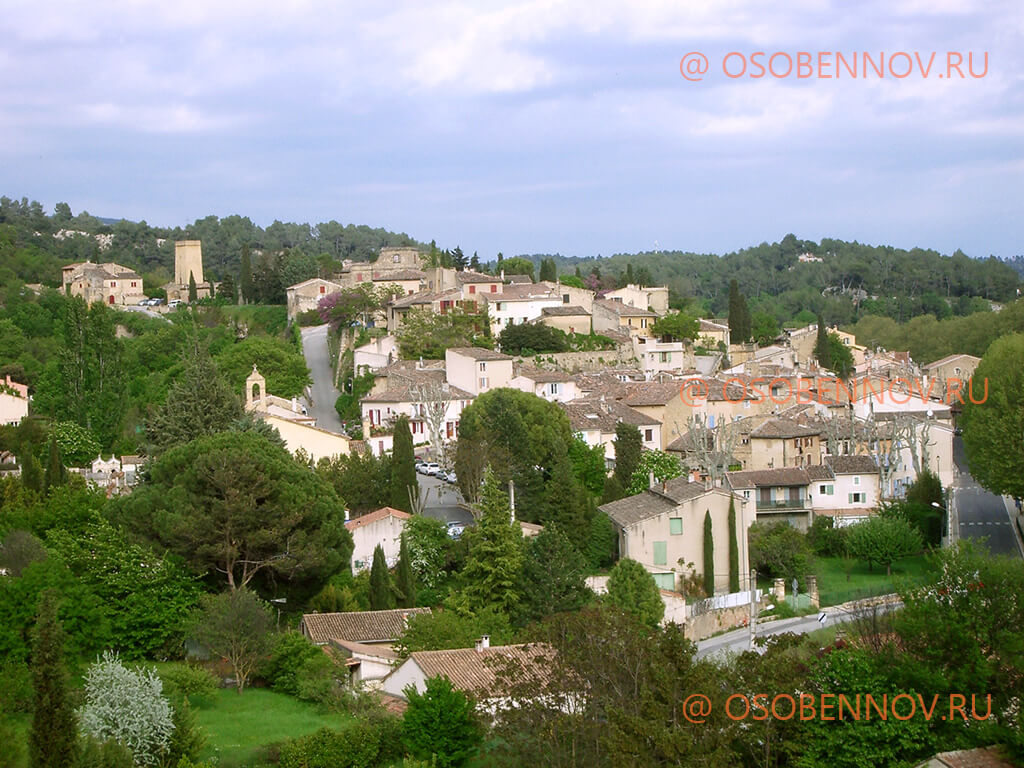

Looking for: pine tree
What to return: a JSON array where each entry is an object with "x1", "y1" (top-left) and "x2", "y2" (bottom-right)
[
  {"x1": 369, "y1": 545, "x2": 394, "y2": 610},
  {"x1": 728, "y1": 496, "x2": 739, "y2": 593},
  {"x1": 395, "y1": 535, "x2": 416, "y2": 608},
  {"x1": 459, "y1": 468, "x2": 524, "y2": 614},
  {"x1": 703, "y1": 511, "x2": 715, "y2": 597},
  {"x1": 389, "y1": 415, "x2": 418, "y2": 512},
  {"x1": 612, "y1": 423, "x2": 642, "y2": 489},
  {"x1": 470, "y1": 252, "x2": 481, "y2": 271},
  {"x1": 43, "y1": 437, "x2": 66, "y2": 494},
  {"x1": 815, "y1": 313, "x2": 832, "y2": 369},
  {"x1": 239, "y1": 243, "x2": 254, "y2": 305},
  {"x1": 539, "y1": 258, "x2": 556, "y2": 283},
  {"x1": 30, "y1": 591, "x2": 78, "y2": 768},
  {"x1": 188, "y1": 270, "x2": 198, "y2": 303}
]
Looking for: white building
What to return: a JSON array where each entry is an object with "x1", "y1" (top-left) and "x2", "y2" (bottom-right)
[
  {"x1": 353, "y1": 335, "x2": 398, "y2": 375},
  {"x1": 346, "y1": 506, "x2": 411, "y2": 573},
  {"x1": 444, "y1": 347, "x2": 514, "y2": 396},
  {"x1": 485, "y1": 283, "x2": 563, "y2": 333},
  {"x1": 510, "y1": 368, "x2": 579, "y2": 403},
  {"x1": 0, "y1": 376, "x2": 29, "y2": 426}
]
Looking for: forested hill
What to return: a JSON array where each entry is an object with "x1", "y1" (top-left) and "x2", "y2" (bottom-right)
[
  {"x1": 517, "y1": 234, "x2": 1021, "y2": 325},
  {"x1": 0, "y1": 196, "x2": 423, "y2": 290}
]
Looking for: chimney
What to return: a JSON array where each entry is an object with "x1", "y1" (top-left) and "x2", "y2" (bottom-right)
[
  {"x1": 661, "y1": 480, "x2": 667, "y2": 493},
  {"x1": 500, "y1": 269, "x2": 505, "y2": 281},
  {"x1": 343, "y1": 509, "x2": 350, "y2": 522},
  {"x1": 475, "y1": 635, "x2": 490, "y2": 652},
  {"x1": 292, "y1": 396, "x2": 299, "y2": 412},
  {"x1": 417, "y1": 356, "x2": 423, "y2": 370},
  {"x1": 704, "y1": 476, "x2": 712, "y2": 491}
]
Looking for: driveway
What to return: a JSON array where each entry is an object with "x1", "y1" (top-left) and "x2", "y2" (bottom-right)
[{"x1": 300, "y1": 324, "x2": 345, "y2": 434}]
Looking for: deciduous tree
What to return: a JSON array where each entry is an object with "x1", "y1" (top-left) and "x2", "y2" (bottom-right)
[{"x1": 190, "y1": 589, "x2": 274, "y2": 693}]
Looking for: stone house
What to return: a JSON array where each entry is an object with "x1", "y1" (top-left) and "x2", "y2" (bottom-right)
[
  {"x1": 599, "y1": 477, "x2": 754, "y2": 594},
  {"x1": 62, "y1": 261, "x2": 145, "y2": 306}
]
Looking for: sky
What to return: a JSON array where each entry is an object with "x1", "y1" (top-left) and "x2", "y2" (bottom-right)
[{"x1": 2, "y1": 1, "x2": 1022, "y2": 259}]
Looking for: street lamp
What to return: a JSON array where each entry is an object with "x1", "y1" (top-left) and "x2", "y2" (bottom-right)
[{"x1": 931, "y1": 501, "x2": 948, "y2": 546}]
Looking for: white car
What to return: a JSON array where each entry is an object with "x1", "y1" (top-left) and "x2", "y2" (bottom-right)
[
  {"x1": 423, "y1": 462, "x2": 440, "y2": 476},
  {"x1": 168, "y1": 299, "x2": 184, "y2": 308}
]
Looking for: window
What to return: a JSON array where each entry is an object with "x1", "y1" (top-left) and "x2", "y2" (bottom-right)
[
  {"x1": 849, "y1": 492, "x2": 865, "y2": 504},
  {"x1": 743, "y1": 490, "x2": 751, "y2": 499},
  {"x1": 641, "y1": 318, "x2": 648, "y2": 328},
  {"x1": 645, "y1": 428, "x2": 653, "y2": 442},
  {"x1": 563, "y1": 294, "x2": 570, "y2": 303},
  {"x1": 131, "y1": 281, "x2": 137, "y2": 287},
  {"x1": 819, "y1": 484, "x2": 834, "y2": 495},
  {"x1": 393, "y1": 254, "x2": 401, "y2": 263},
  {"x1": 653, "y1": 541, "x2": 667, "y2": 565},
  {"x1": 469, "y1": 285, "x2": 476, "y2": 294},
  {"x1": 110, "y1": 281, "x2": 117, "y2": 287},
  {"x1": 479, "y1": 362, "x2": 486, "y2": 371},
  {"x1": 495, "y1": 302, "x2": 503, "y2": 311},
  {"x1": 490, "y1": 284, "x2": 497, "y2": 293},
  {"x1": 549, "y1": 383, "x2": 560, "y2": 395},
  {"x1": 320, "y1": 285, "x2": 326, "y2": 293},
  {"x1": 669, "y1": 518, "x2": 683, "y2": 535},
  {"x1": 853, "y1": 476, "x2": 860, "y2": 486},
  {"x1": 479, "y1": 377, "x2": 488, "y2": 389},
  {"x1": 659, "y1": 352, "x2": 670, "y2": 363}
]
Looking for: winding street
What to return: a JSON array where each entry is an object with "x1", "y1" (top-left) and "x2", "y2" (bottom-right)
[{"x1": 300, "y1": 324, "x2": 345, "y2": 434}]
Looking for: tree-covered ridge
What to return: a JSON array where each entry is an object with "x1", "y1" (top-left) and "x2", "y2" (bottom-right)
[
  {"x1": 509, "y1": 234, "x2": 1020, "y2": 326},
  {"x1": 0, "y1": 195, "x2": 424, "y2": 289}
]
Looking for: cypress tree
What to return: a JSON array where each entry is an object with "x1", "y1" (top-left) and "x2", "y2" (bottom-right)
[
  {"x1": 612, "y1": 423, "x2": 642, "y2": 490},
  {"x1": 43, "y1": 437, "x2": 66, "y2": 494},
  {"x1": 29, "y1": 591, "x2": 78, "y2": 768},
  {"x1": 815, "y1": 313, "x2": 832, "y2": 369},
  {"x1": 368, "y1": 545, "x2": 393, "y2": 610},
  {"x1": 20, "y1": 451, "x2": 42, "y2": 493},
  {"x1": 728, "y1": 496, "x2": 739, "y2": 593},
  {"x1": 239, "y1": 243, "x2": 254, "y2": 305},
  {"x1": 728, "y1": 279, "x2": 742, "y2": 341},
  {"x1": 188, "y1": 270, "x2": 198, "y2": 303},
  {"x1": 389, "y1": 415, "x2": 418, "y2": 512},
  {"x1": 703, "y1": 510, "x2": 715, "y2": 597},
  {"x1": 574, "y1": 266, "x2": 582, "y2": 279},
  {"x1": 395, "y1": 535, "x2": 416, "y2": 608}
]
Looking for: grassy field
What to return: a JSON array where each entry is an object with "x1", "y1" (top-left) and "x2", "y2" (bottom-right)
[
  {"x1": 814, "y1": 553, "x2": 936, "y2": 606},
  {"x1": 195, "y1": 687, "x2": 355, "y2": 767}
]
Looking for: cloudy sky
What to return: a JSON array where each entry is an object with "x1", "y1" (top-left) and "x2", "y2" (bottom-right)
[{"x1": 3, "y1": 1, "x2": 1022, "y2": 258}]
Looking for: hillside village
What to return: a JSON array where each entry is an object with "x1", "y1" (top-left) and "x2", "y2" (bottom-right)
[{"x1": 2, "y1": 234, "x2": 1023, "y2": 768}]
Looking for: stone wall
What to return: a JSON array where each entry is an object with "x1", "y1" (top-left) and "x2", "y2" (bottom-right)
[{"x1": 513, "y1": 347, "x2": 638, "y2": 373}]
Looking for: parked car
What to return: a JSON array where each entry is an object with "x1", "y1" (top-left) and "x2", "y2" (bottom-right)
[
  {"x1": 446, "y1": 470, "x2": 458, "y2": 484},
  {"x1": 168, "y1": 299, "x2": 184, "y2": 308},
  {"x1": 423, "y1": 462, "x2": 440, "y2": 476},
  {"x1": 446, "y1": 521, "x2": 465, "y2": 539},
  {"x1": 151, "y1": 297, "x2": 165, "y2": 305},
  {"x1": 414, "y1": 459, "x2": 425, "y2": 471},
  {"x1": 137, "y1": 298, "x2": 150, "y2": 306}
]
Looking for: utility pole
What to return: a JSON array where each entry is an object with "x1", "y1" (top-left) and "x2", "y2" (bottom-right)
[{"x1": 748, "y1": 569, "x2": 758, "y2": 650}]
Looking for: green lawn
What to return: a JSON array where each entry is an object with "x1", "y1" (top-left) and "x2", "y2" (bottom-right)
[
  {"x1": 195, "y1": 687, "x2": 354, "y2": 767},
  {"x1": 814, "y1": 553, "x2": 936, "y2": 606}
]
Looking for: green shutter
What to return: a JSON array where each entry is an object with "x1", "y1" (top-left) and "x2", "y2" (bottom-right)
[
  {"x1": 653, "y1": 541, "x2": 667, "y2": 565},
  {"x1": 653, "y1": 572, "x2": 676, "y2": 590},
  {"x1": 670, "y1": 518, "x2": 683, "y2": 535}
]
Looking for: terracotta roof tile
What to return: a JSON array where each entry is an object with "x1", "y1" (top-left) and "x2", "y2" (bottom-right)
[
  {"x1": 345, "y1": 506, "x2": 411, "y2": 531},
  {"x1": 301, "y1": 608, "x2": 431, "y2": 645}
]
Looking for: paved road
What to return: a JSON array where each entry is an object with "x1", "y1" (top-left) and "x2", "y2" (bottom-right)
[
  {"x1": 300, "y1": 325, "x2": 345, "y2": 434},
  {"x1": 117, "y1": 305, "x2": 169, "y2": 322},
  {"x1": 952, "y1": 437, "x2": 1022, "y2": 557},
  {"x1": 417, "y1": 472, "x2": 474, "y2": 526},
  {"x1": 696, "y1": 601, "x2": 902, "y2": 659}
]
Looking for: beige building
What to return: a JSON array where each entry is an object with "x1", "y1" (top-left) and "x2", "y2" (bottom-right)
[
  {"x1": 534, "y1": 305, "x2": 591, "y2": 334},
  {"x1": 592, "y1": 299, "x2": 657, "y2": 339},
  {"x1": 697, "y1": 318, "x2": 731, "y2": 349},
  {"x1": 922, "y1": 353, "x2": 982, "y2": 402},
  {"x1": 345, "y1": 506, "x2": 411, "y2": 573},
  {"x1": 600, "y1": 477, "x2": 754, "y2": 594},
  {"x1": 286, "y1": 277, "x2": 344, "y2": 320},
  {"x1": 62, "y1": 261, "x2": 145, "y2": 306},
  {"x1": 0, "y1": 376, "x2": 30, "y2": 426},
  {"x1": 561, "y1": 397, "x2": 661, "y2": 462},
  {"x1": 746, "y1": 417, "x2": 823, "y2": 470},
  {"x1": 245, "y1": 367, "x2": 350, "y2": 461},
  {"x1": 603, "y1": 284, "x2": 670, "y2": 314},
  {"x1": 445, "y1": 347, "x2": 514, "y2": 396}
]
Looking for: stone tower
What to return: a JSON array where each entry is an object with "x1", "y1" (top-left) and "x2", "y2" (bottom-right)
[
  {"x1": 245, "y1": 366, "x2": 267, "y2": 412},
  {"x1": 174, "y1": 240, "x2": 204, "y2": 285}
]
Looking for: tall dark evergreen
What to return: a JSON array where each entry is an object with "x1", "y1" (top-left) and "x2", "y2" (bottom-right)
[
  {"x1": 703, "y1": 510, "x2": 715, "y2": 597},
  {"x1": 20, "y1": 451, "x2": 42, "y2": 493},
  {"x1": 389, "y1": 415, "x2": 417, "y2": 512},
  {"x1": 728, "y1": 279, "x2": 752, "y2": 343},
  {"x1": 369, "y1": 544, "x2": 394, "y2": 610},
  {"x1": 543, "y1": 448, "x2": 587, "y2": 534},
  {"x1": 814, "y1": 314, "x2": 832, "y2": 369},
  {"x1": 612, "y1": 422, "x2": 642, "y2": 489},
  {"x1": 188, "y1": 271, "x2": 198, "y2": 303},
  {"x1": 539, "y1": 258, "x2": 557, "y2": 283},
  {"x1": 395, "y1": 535, "x2": 416, "y2": 608},
  {"x1": 43, "y1": 437, "x2": 65, "y2": 494},
  {"x1": 728, "y1": 496, "x2": 739, "y2": 593},
  {"x1": 239, "y1": 243, "x2": 254, "y2": 305},
  {"x1": 29, "y1": 591, "x2": 78, "y2": 768}
]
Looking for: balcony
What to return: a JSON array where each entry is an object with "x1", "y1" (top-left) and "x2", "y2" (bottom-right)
[{"x1": 756, "y1": 498, "x2": 809, "y2": 511}]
